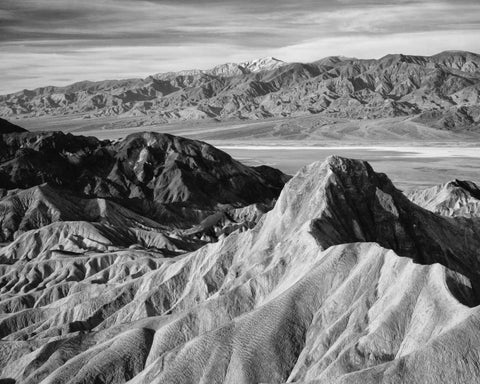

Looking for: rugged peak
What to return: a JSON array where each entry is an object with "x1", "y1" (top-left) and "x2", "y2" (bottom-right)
[
  {"x1": 251, "y1": 56, "x2": 282, "y2": 62},
  {"x1": 378, "y1": 53, "x2": 428, "y2": 67},
  {"x1": 239, "y1": 56, "x2": 285, "y2": 68},
  {"x1": 432, "y1": 50, "x2": 480, "y2": 59},
  {"x1": 430, "y1": 50, "x2": 480, "y2": 71},
  {"x1": 207, "y1": 62, "x2": 248, "y2": 77},
  {"x1": 313, "y1": 55, "x2": 352, "y2": 66},
  {"x1": 449, "y1": 179, "x2": 480, "y2": 199},
  {"x1": 114, "y1": 131, "x2": 235, "y2": 172},
  {"x1": 0, "y1": 130, "x2": 288, "y2": 214},
  {"x1": 260, "y1": 155, "x2": 396, "y2": 242},
  {"x1": 207, "y1": 57, "x2": 286, "y2": 77},
  {"x1": 260, "y1": 155, "x2": 480, "y2": 285},
  {"x1": 240, "y1": 56, "x2": 285, "y2": 71},
  {"x1": 323, "y1": 154, "x2": 373, "y2": 174},
  {"x1": 153, "y1": 57, "x2": 287, "y2": 80},
  {"x1": 408, "y1": 178, "x2": 480, "y2": 217}
]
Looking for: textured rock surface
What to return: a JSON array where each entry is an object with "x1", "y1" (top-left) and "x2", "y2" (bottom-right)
[
  {"x1": 0, "y1": 131, "x2": 287, "y2": 204},
  {"x1": 408, "y1": 179, "x2": 480, "y2": 217},
  {"x1": 0, "y1": 131, "x2": 288, "y2": 244},
  {"x1": 1, "y1": 152, "x2": 480, "y2": 383},
  {"x1": 1, "y1": 51, "x2": 480, "y2": 130}
]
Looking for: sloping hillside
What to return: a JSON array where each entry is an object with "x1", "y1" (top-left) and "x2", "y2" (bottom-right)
[
  {"x1": 1, "y1": 154, "x2": 480, "y2": 383},
  {"x1": 0, "y1": 131, "x2": 288, "y2": 247}
]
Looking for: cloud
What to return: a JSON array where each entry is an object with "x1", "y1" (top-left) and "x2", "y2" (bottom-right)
[
  {"x1": 0, "y1": 0, "x2": 479, "y2": 93},
  {"x1": 0, "y1": 43, "x2": 264, "y2": 93},
  {"x1": 271, "y1": 29, "x2": 480, "y2": 62}
]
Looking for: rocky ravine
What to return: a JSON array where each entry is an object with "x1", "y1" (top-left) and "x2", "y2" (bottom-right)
[
  {"x1": 1, "y1": 51, "x2": 480, "y2": 130},
  {"x1": 1, "y1": 134, "x2": 480, "y2": 383}
]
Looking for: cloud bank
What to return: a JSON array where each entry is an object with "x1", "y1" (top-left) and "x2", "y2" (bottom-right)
[{"x1": 1, "y1": 0, "x2": 479, "y2": 93}]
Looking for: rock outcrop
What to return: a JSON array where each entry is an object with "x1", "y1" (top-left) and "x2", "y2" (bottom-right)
[
  {"x1": 0, "y1": 131, "x2": 288, "y2": 243},
  {"x1": 0, "y1": 131, "x2": 287, "y2": 204},
  {"x1": 408, "y1": 179, "x2": 480, "y2": 217}
]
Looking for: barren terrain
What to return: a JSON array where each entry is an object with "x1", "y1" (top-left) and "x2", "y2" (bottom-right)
[
  {"x1": 13, "y1": 114, "x2": 480, "y2": 190},
  {"x1": 3, "y1": 52, "x2": 480, "y2": 132},
  {"x1": 1, "y1": 136, "x2": 480, "y2": 383},
  {"x1": 1, "y1": 49, "x2": 480, "y2": 383}
]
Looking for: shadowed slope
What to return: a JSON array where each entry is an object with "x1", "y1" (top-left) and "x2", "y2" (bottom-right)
[
  {"x1": 0, "y1": 183, "x2": 169, "y2": 242},
  {"x1": 0, "y1": 118, "x2": 27, "y2": 134},
  {"x1": 0, "y1": 131, "x2": 287, "y2": 206},
  {"x1": 0, "y1": 131, "x2": 288, "y2": 242}
]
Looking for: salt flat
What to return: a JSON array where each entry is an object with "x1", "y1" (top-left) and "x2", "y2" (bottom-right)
[
  {"x1": 215, "y1": 146, "x2": 480, "y2": 190},
  {"x1": 15, "y1": 115, "x2": 480, "y2": 190},
  {"x1": 216, "y1": 145, "x2": 480, "y2": 158}
]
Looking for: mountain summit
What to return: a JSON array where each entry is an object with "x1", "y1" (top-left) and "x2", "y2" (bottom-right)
[
  {"x1": 154, "y1": 56, "x2": 286, "y2": 79},
  {"x1": 206, "y1": 57, "x2": 286, "y2": 77},
  {"x1": 239, "y1": 56, "x2": 285, "y2": 72}
]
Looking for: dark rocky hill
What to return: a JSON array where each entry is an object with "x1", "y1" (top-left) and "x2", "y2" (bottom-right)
[
  {"x1": 0, "y1": 117, "x2": 27, "y2": 134},
  {"x1": 0, "y1": 131, "x2": 287, "y2": 203},
  {"x1": 0, "y1": 130, "x2": 289, "y2": 243}
]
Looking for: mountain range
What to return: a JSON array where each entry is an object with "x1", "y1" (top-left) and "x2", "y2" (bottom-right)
[
  {"x1": 1, "y1": 51, "x2": 480, "y2": 130},
  {"x1": 1, "y1": 126, "x2": 480, "y2": 383}
]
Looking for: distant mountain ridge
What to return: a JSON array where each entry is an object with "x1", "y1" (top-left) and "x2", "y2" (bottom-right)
[
  {"x1": 152, "y1": 57, "x2": 286, "y2": 80},
  {"x1": 1, "y1": 51, "x2": 480, "y2": 130}
]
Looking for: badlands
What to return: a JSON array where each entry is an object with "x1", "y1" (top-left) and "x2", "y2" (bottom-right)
[{"x1": 1, "y1": 127, "x2": 480, "y2": 383}]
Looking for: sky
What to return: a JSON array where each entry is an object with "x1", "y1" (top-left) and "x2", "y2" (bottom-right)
[{"x1": 1, "y1": 0, "x2": 479, "y2": 94}]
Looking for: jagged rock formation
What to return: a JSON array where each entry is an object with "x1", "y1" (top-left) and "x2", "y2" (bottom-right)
[
  {"x1": 1, "y1": 51, "x2": 480, "y2": 130},
  {"x1": 155, "y1": 57, "x2": 286, "y2": 79},
  {"x1": 0, "y1": 131, "x2": 286, "y2": 203},
  {"x1": 0, "y1": 129, "x2": 289, "y2": 281},
  {"x1": 0, "y1": 184, "x2": 164, "y2": 241},
  {"x1": 0, "y1": 130, "x2": 288, "y2": 242},
  {"x1": 407, "y1": 179, "x2": 480, "y2": 217},
  {"x1": 1, "y1": 153, "x2": 480, "y2": 383}
]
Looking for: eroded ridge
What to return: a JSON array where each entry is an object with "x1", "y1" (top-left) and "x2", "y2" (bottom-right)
[{"x1": 1, "y1": 153, "x2": 480, "y2": 384}]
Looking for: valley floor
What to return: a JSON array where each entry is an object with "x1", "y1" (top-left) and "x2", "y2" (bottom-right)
[
  {"x1": 215, "y1": 146, "x2": 480, "y2": 190},
  {"x1": 15, "y1": 114, "x2": 480, "y2": 190}
]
